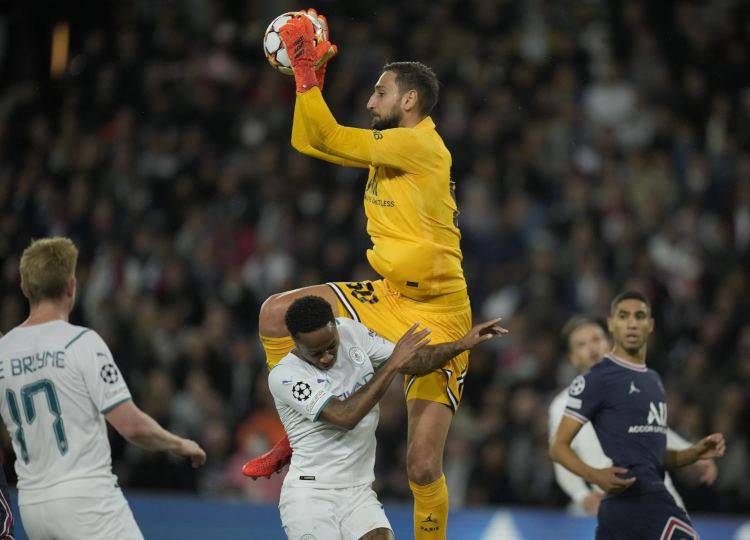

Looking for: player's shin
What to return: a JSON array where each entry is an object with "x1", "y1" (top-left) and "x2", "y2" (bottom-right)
[{"x1": 410, "y1": 474, "x2": 448, "y2": 540}]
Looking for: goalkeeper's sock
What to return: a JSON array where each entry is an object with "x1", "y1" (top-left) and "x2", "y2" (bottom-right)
[
  {"x1": 260, "y1": 334, "x2": 295, "y2": 369},
  {"x1": 410, "y1": 474, "x2": 448, "y2": 540}
]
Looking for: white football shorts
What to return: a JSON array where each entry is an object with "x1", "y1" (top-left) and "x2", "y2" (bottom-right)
[
  {"x1": 279, "y1": 482, "x2": 392, "y2": 540},
  {"x1": 20, "y1": 488, "x2": 144, "y2": 540}
]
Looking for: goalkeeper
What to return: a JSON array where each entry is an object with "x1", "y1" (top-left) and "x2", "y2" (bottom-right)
[{"x1": 245, "y1": 10, "x2": 475, "y2": 540}]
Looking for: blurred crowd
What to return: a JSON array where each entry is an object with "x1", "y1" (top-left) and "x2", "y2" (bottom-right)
[{"x1": 1, "y1": 0, "x2": 748, "y2": 514}]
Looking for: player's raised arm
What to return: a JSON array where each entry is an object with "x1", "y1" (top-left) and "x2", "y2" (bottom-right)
[
  {"x1": 297, "y1": 87, "x2": 429, "y2": 171},
  {"x1": 279, "y1": 15, "x2": 433, "y2": 172},
  {"x1": 288, "y1": 11, "x2": 368, "y2": 169},
  {"x1": 291, "y1": 97, "x2": 368, "y2": 168}
]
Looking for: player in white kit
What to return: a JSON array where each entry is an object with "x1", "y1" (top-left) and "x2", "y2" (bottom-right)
[
  {"x1": 0, "y1": 356, "x2": 14, "y2": 540},
  {"x1": 267, "y1": 296, "x2": 506, "y2": 539},
  {"x1": 0, "y1": 237, "x2": 207, "y2": 540},
  {"x1": 547, "y1": 315, "x2": 717, "y2": 516}
]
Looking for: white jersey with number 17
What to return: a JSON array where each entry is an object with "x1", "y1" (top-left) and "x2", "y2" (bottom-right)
[{"x1": 0, "y1": 320, "x2": 132, "y2": 505}]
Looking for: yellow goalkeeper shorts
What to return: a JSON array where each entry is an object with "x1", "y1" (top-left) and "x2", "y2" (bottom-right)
[{"x1": 327, "y1": 279, "x2": 472, "y2": 412}]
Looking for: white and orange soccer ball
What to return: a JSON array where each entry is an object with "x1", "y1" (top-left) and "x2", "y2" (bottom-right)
[{"x1": 263, "y1": 11, "x2": 328, "y2": 75}]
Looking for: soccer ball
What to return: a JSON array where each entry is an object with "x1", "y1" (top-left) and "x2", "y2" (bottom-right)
[{"x1": 263, "y1": 11, "x2": 328, "y2": 75}]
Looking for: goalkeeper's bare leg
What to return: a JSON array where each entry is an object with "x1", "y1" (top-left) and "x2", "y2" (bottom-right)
[{"x1": 406, "y1": 399, "x2": 452, "y2": 540}]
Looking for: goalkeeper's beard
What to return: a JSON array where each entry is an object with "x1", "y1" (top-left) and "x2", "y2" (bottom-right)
[{"x1": 371, "y1": 107, "x2": 402, "y2": 131}]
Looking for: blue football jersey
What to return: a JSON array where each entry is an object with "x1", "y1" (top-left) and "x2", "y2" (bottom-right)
[{"x1": 564, "y1": 354, "x2": 669, "y2": 495}]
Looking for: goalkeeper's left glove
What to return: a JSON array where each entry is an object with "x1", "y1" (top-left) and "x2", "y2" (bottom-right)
[
  {"x1": 279, "y1": 15, "x2": 318, "y2": 93},
  {"x1": 304, "y1": 9, "x2": 338, "y2": 89}
]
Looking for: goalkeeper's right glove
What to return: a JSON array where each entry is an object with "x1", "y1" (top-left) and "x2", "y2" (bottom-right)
[{"x1": 279, "y1": 15, "x2": 318, "y2": 93}]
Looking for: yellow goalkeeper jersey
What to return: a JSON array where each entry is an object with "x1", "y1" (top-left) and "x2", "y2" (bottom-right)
[{"x1": 292, "y1": 87, "x2": 466, "y2": 299}]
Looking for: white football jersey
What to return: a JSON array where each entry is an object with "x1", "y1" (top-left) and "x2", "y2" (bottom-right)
[
  {"x1": 0, "y1": 321, "x2": 132, "y2": 504},
  {"x1": 269, "y1": 318, "x2": 395, "y2": 489}
]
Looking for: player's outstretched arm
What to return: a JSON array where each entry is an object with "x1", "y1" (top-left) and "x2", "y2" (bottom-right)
[
  {"x1": 397, "y1": 318, "x2": 508, "y2": 376},
  {"x1": 550, "y1": 415, "x2": 636, "y2": 494},
  {"x1": 664, "y1": 433, "x2": 725, "y2": 470},
  {"x1": 320, "y1": 324, "x2": 430, "y2": 430},
  {"x1": 106, "y1": 400, "x2": 207, "y2": 468}
]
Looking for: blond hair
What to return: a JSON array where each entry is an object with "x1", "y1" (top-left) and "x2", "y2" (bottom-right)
[{"x1": 20, "y1": 237, "x2": 78, "y2": 303}]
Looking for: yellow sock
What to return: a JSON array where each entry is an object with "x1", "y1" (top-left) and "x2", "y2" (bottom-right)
[
  {"x1": 260, "y1": 334, "x2": 295, "y2": 369},
  {"x1": 410, "y1": 474, "x2": 448, "y2": 540}
]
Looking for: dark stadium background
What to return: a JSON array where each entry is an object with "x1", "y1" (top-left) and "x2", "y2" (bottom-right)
[{"x1": 0, "y1": 0, "x2": 748, "y2": 528}]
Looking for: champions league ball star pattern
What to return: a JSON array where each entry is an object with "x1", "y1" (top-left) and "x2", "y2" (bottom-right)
[
  {"x1": 568, "y1": 375, "x2": 585, "y2": 396},
  {"x1": 292, "y1": 381, "x2": 312, "y2": 402},
  {"x1": 100, "y1": 363, "x2": 120, "y2": 384},
  {"x1": 263, "y1": 11, "x2": 328, "y2": 75}
]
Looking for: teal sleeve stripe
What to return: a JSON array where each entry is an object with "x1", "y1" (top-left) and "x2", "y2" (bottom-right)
[
  {"x1": 101, "y1": 396, "x2": 132, "y2": 415},
  {"x1": 65, "y1": 329, "x2": 90, "y2": 349},
  {"x1": 313, "y1": 395, "x2": 334, "y2": 422}
]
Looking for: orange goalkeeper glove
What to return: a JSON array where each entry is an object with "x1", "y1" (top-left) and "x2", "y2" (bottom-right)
[
  {"x1": 279, "y1": 14, "x2": 318, "y2": 93},
  {"x1": 304, "y1": 9, "x2": 338, "y2": 90}
]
